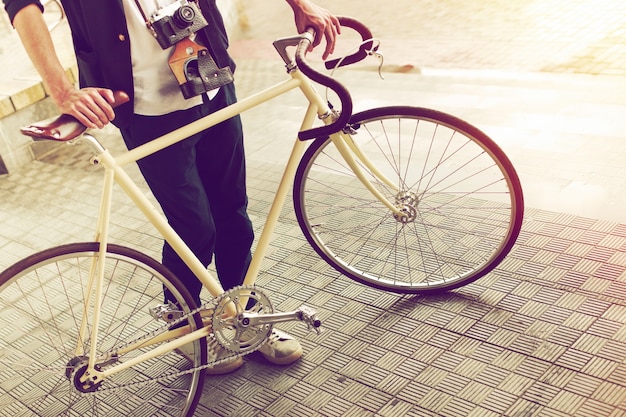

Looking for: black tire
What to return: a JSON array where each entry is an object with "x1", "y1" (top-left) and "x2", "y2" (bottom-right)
[
  {"x1": 294, "y1": 106, "x2": 524, "y2": 293},
  {"x1": 0, "y1": 242, "x2": 206, "y2": 416}
]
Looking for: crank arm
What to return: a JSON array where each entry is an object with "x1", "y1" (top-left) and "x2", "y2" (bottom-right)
[{"x1": 241, "y1": 305, "x2": 322, "y2": 333}]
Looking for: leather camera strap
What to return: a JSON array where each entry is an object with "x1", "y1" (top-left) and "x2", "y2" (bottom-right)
[{"x1": 133, "y1": 0, "x2": 151, "y2": 27}]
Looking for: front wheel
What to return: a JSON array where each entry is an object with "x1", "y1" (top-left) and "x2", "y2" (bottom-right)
[
  {"x1": 0, "y1": 242, "x2": 206, "y2": 416},
  {"x1": 294, "y1": 106, "x2": 524, "y2": 293}
]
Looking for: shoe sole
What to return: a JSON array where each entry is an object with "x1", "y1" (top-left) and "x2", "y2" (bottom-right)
[
  {"x1": 206, "y1": 356, "x2": 244, "y2": 375},
  {"x1": 260, "y1": 344, "x2": 303, "y2": 366}
]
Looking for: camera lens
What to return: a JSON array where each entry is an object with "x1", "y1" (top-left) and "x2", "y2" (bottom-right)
[{"x1": 172, "y1": 5, "x2": 196, "y2": 28}]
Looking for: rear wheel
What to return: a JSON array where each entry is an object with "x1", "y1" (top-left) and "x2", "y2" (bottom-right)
[
  {"x1": 0, "y1": 242, "x2": 206, "y2": 416},
  {"x1": 294, "y1": 106, "x2": 524, "y2": 293}
]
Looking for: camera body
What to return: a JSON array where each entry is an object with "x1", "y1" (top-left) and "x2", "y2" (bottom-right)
[{"x1": 149, "y1": 0, "x2": 209, "y2": 49}]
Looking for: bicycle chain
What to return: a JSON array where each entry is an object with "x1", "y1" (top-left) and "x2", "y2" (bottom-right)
[{"x1": 81, "y1": 285, "x2": 267, "y2": 394}]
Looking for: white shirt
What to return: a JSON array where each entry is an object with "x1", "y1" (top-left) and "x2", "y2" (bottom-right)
[{"x1": 122, "y1": 0, "x2": 210, "y2": 115}]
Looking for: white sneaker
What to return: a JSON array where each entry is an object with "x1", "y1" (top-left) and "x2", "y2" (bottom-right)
[{"x1": 257, "y1": 329, "x2": 303, "y2": 365}]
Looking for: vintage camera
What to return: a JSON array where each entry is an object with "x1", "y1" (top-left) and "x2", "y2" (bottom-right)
[
  {"x1": 149, "y1": 0, "x2": 209, "y2": 49},
  {"x1": 147, "y1": 0, "x2": 233, "y2": 98}
]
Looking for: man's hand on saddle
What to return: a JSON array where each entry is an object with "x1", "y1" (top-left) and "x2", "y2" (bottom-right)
[
  {"x1": 287, "y1": 0, "x2": 341, "y2": 60},
  {"x1": 54, "y1": 87, "x2": 117, "y2": 129}
]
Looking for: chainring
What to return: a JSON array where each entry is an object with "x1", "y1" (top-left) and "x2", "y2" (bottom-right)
[{"x1": 211, "y1": 285, "x2": 274, "y2": 353}]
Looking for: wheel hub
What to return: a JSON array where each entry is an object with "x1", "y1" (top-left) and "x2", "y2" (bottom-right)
[
  {"x1": 394, "y1": 191, "x2": 418, "y2": 223},
  {"x1": 66, "y1": 356, "x2": 102, "y2": 393}
]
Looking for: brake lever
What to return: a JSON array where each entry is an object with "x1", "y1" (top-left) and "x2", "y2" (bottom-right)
[
  {"x1": 371, "y1": 47, "x2": 385, "y2": 80},
  {"x1": 326, "y1": 38, "x2": 385, "y2": 80}
]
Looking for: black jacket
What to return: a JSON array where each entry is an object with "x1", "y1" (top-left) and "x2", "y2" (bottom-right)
[{"x1": 3, "y1": 0, "x2": 234, "y2": 128}]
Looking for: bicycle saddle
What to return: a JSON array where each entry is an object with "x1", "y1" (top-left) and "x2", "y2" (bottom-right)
[{"x1": 20, "y1": 91, "x2": 130, "y2": 142}]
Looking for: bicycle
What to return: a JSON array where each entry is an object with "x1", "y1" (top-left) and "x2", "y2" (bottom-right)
[{"x1": 0, "y1": 17, "x2": 523, "y2": 417}]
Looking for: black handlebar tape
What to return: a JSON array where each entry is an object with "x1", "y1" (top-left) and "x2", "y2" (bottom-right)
[
  {"x1": 325, "y1": 16, "x2": 377, "y2": 70},
  {"x1": 295, "y1": 23, "x2": 356, "y2": 141}
]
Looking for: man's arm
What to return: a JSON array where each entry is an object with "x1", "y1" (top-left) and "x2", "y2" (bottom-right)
[
  {"x1": 11, "y1": 4, "x2": 115, "y2": 128},
  {"x1": 285, "y1": 0, "x2": 340, "y2": 60}
]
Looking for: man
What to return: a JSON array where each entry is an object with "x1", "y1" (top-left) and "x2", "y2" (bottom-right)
[{"x1": 3, "y1": 0, "x2": 340, "y2": 373}]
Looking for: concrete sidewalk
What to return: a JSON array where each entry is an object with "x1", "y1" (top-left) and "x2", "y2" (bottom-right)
[
  {"x1": 232, "y1": 0, "x2": 626, "y2": 224},
  {"x1": 233, "y1": 58, "x2": 626, "y2": 224},
  {"x1": 236, "y1": 0, "x2": 626, "y2": 76}
]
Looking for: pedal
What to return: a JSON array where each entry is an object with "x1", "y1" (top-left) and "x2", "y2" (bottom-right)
[
  {"x1": 297, "y1": 305, "x2": 322, "y2": 334},
  {"x1": 149, "y1": 302, "x2": 184, "y2": 323}
]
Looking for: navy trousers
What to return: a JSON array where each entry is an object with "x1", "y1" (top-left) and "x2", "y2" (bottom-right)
[{"x1": 120, "y1": 83, "x2": 254, "y2": 304}]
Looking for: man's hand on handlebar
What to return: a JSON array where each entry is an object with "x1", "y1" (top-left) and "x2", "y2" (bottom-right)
[
  {"x1": 54, "y1": 87, "x2": 117, "y2": 130},
  {"x1": 286, "y1": 0, "x2": 341, "y2": 60}
]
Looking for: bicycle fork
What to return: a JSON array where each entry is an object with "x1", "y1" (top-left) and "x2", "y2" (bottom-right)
[{"x1": 331, "y1": 132, "x2": 408, "y2": 221}]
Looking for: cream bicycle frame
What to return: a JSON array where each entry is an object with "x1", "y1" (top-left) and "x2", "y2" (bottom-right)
[{"x1": 75, "y1": 38, "x2": 404, "y2": 384}]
